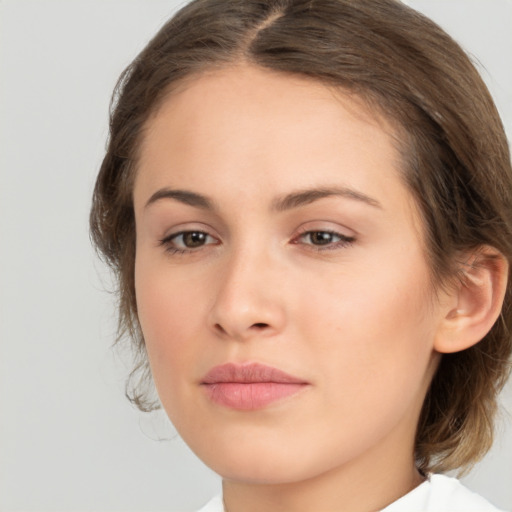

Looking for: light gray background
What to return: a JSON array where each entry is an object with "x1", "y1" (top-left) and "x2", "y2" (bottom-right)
[{"x1": 0, "y1": 1, "x2": 511, "y2": 511}]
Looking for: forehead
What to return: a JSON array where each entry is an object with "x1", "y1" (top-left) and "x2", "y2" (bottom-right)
[
  {"x1": 141, "y1": 65, "x2": 397, "y2": 155},
  {"x1": 134, "y1": 64, "x2": 414, "y2": 217}
]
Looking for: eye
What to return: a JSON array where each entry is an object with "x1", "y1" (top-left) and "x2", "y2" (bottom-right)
[
  {"x1": 160, "y1": 230, "x2": 218, "y2": 254},
  {"x1": 294, "y1": 230, "x2": 355, "y2": 250}
]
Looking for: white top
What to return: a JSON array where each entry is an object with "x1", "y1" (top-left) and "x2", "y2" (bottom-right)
[{"x1": 197, "y1": 474, "x2": 507, "y2": 512}]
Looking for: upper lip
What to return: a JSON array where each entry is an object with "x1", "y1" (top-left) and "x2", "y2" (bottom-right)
[{"x1": 201, "y1": 362, "x2": 308, "y2": 384}]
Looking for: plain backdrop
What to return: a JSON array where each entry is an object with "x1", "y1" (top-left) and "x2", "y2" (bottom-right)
[{"x1": 1, "y1": 1, "x2": 511, "y2": 511}]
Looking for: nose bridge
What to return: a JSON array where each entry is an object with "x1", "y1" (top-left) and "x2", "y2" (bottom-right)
[{"x1": 208, "y1": 238, "x2": 286, "y2": 340}]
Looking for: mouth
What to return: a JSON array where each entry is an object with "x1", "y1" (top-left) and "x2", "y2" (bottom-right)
[{"x1": 200, "y1": 362, "x2": 309, "y2": 411}]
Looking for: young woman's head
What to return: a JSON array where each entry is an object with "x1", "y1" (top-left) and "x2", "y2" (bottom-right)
[{"x1": 90, "y1": 0, "x2": 512, "y2": 479}]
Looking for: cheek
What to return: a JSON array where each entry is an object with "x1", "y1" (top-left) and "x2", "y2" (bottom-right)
[
  {"x1": 134, "y1": 256, "x2": 206, "y2": 392},
  {"x1": 297, "y1": 251, "x2": 436, "y2": 392},
  {"x1": 284, "y1": 257, "x2": 437, "y2": 462}
]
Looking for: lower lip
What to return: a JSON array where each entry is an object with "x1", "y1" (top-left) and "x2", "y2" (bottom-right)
[{"x1": 202, "y1": 382, "x2": 307, "y2": 410}]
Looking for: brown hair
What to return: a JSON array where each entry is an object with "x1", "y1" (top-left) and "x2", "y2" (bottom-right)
[{"x1": 90, "y1": 0, "x2": 512, "y2": 474}]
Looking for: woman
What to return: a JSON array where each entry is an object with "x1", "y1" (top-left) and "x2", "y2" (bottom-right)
[{"x1": 90, "y1": 0, "x2": 512, "y2": 510}]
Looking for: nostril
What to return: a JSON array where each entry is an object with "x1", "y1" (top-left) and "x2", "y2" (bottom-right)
[
  {"x1": 252, "y1": 323, "x2": 269, "y2": 329},
  {"x1": 211, "y1": 321, "x2": 273, "y2": 338},
  {"x1": 214, "y1": 323, "x2": 227, "y2": 334}
]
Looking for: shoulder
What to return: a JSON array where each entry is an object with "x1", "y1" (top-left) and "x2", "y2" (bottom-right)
[
  {"x1": 426, "y1": 475, "x2": 506, "y2": 512},
  {"x1": 196, "y1": 494, "x2": 224, "y2": 512},
  {"x1": 382, "y1": 474, "x2": 507, "y2": 512},
  {"x1": 196, "y1": 477, "x2": 507, "y2": 512}
]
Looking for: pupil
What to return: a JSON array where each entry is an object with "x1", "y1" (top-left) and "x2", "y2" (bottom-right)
[
  {"x1": 312, "y1": 232, "x2": 332, "y2": 245},
  {"x1": 184, "y1": 232, "x2": 206, "y2": 247}
]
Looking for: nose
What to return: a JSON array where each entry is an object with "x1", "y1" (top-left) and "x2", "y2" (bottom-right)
[{"x1": 208, "y1": 246, "x2": 287, "y2": 342}]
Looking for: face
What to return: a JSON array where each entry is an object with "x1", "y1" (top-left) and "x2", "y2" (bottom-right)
[{"x1": 133, "y1": 65, "x2": 443, "y2": 485}]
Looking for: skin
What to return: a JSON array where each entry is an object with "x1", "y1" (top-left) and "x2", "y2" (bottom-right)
[{"x1": 133, "y1": 65, "x2": 453, "y2": 512}]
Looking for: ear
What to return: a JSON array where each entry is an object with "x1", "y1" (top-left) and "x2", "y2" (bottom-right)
[{"x1": 434, "y1": 246, "x2": 509, "y2": 354}]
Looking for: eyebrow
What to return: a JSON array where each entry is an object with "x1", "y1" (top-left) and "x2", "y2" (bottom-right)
[
  {"x1": 145, "y1": 188, "x2": 215, "y2": 210},
  {"x1": 272, "y1": 186, "x2": 382, "y2": 211},
  {"x1": 144, "y1": 185, "x2": 382, "y2": 211}
]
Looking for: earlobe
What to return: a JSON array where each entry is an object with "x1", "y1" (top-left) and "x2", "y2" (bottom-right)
[{"x1": 434, "y1": 246, "x2": 509, "y2": 354}]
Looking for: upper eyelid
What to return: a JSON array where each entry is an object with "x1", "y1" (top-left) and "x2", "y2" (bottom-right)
[
  {"x1": 294, "y1": 229, "x2": 355, "y2": 243},
  {"x1": 298, "y1": 229, "x2": 352, "y2": 238},
  {"x1": 162, "y1": 230, "x2": 217, "y2": 243},
  {"x1": 160, "y1": 223, "x2": 219, "y2": 240},
  {"x1": 295, "y1": 222, "x2": 356, "y2": 238}
]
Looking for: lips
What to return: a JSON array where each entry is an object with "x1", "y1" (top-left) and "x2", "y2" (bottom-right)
[{"x1": 201, "y1": 362, "x2": 309, "y2": 410}]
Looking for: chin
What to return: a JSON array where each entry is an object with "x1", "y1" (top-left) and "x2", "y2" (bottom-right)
[
  {"x1": 210, "y1": 456, "x2": 311, "y2": 485},
  {"x1": 185, "y1": 429, "x2": 340, "y2": 486}
]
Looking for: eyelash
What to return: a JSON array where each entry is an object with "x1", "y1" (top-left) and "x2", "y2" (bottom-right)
[
  {"x1": 159, "y1": 229, "x2": 355, "y2": 255},
  {"x1": 159, "y1": 231, "x2": 218, "y2": 255},
  {"x1": 292, "y1": 229, "x2": 355, "y2": 251}
]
